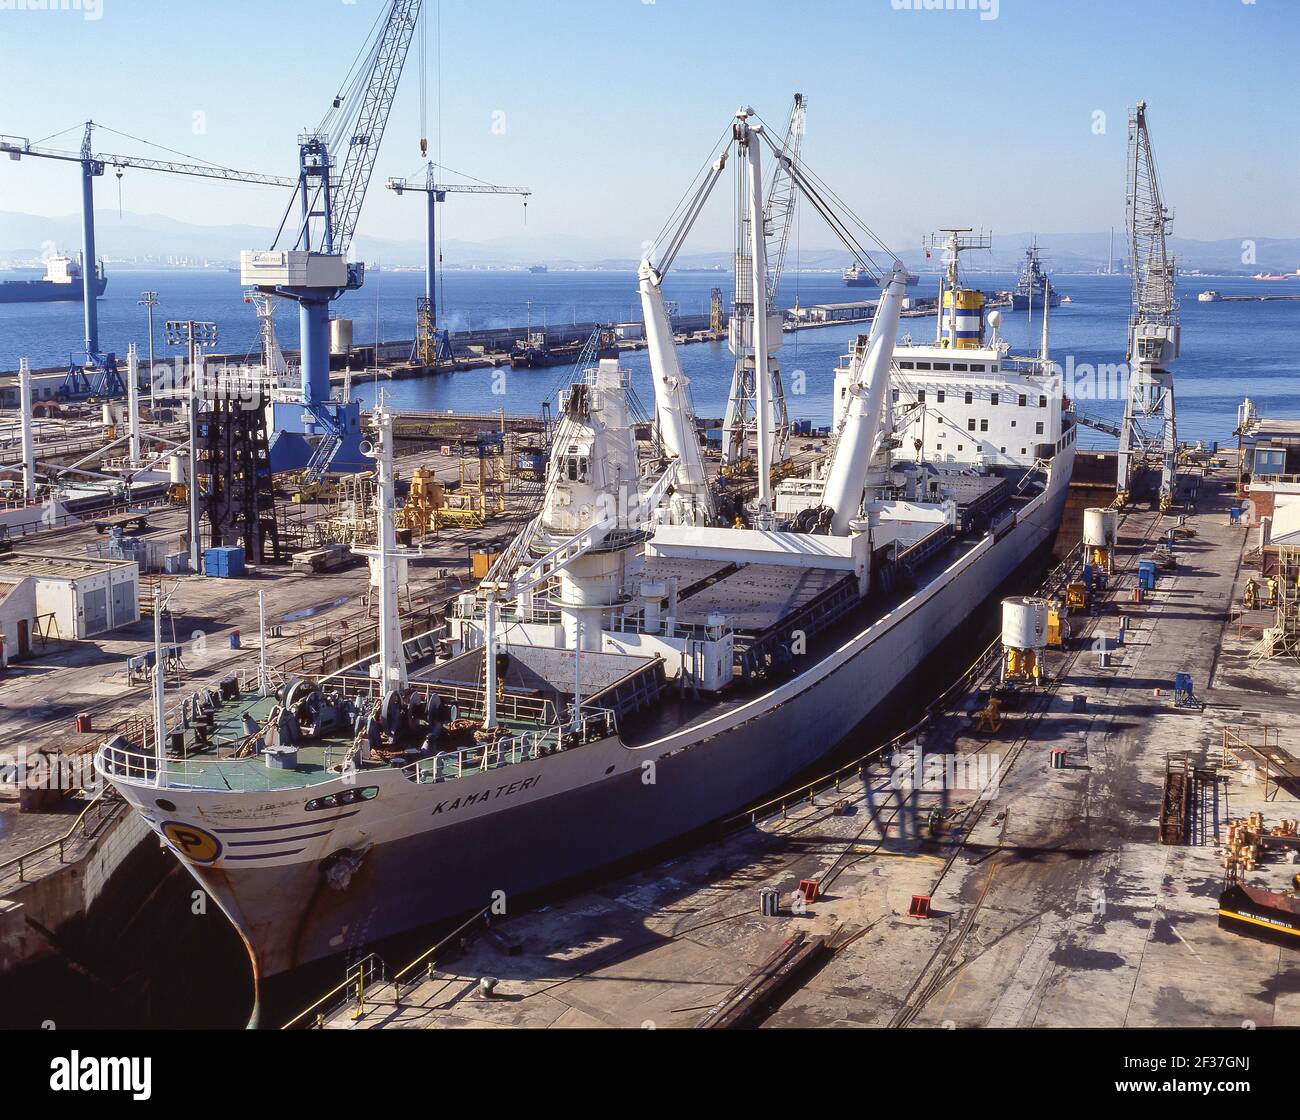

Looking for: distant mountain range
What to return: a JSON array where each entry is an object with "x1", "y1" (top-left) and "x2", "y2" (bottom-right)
[{"x1": 0, "y1": 209, "x2": 1296, "y2": 275}]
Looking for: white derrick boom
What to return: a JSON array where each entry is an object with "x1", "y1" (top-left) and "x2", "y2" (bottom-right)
[
  {"x1": 821, "y1": 267, "x2": 909, "y2": 535},
  {"x1": 638, "y1": 260, "x2": 713, "y2": 524}
]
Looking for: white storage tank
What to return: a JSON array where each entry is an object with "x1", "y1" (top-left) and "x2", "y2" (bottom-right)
[
  {"x1": 330, "y1": 318, "x2": 354, "y2": 356},
  {"x1": 1082, "y1": 507, "x2": 1118, "y2": 548},
  {"x1": 169, "y1": 450, "x2": 188, "y2": 485},
  {"x1": 1001, "y1": 596, "x2": 1048, "y2": 650}
]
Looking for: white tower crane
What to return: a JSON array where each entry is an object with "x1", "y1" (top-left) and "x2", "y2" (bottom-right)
[{"x1": 1116, "y1": 101, "x2": 1179, "y2": 508}]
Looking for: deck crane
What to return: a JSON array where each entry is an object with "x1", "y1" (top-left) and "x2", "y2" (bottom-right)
[
  {"x1": 1116, "y1": 101, "x2": 1179, "y2": 509},
  {"x1": 0, "y1": 121, "x2": 294, "y2": 396},
  {"x1": 241, "y1": 0, "x2": 423, "y2": 476},
  {"x1": 640, "y1": 104, "x2": 900, "y2": 530},
  {"x1": 385, "y1": 165, "x2": 531, "y2": 366},
  {"x1": 721, "y1": 93, "x2": 806, "y2": 470}
]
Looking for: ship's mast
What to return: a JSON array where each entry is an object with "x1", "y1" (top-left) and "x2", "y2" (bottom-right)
[
  {"x1": 736, "y1": 109, "x2": 775, "y2": 527},
  {"x1": 361, "y1": 403, "x2": 408, "y2": 690},
  {"x1": 721, "y1": 95, "x2": 802, "y2": 472},
  {"x1": 923, "y1": 228, "x2": 991, "y2": 349}
]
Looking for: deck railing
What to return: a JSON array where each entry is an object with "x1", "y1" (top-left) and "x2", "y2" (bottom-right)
[{"x1": 410, "y1": 707, "x2": 615, "y2": 784}]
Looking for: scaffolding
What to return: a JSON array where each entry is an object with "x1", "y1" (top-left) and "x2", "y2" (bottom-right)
[
  {"x1": 434, "y1": 432, "x2": 506, "y2": 529},
  {"x1": 709, "y1": 286, "x2": 724, "y2": 336},
  {"x1": 1250, "y1": 545, "x2": 1300, "y2": 661},
  {"x1": 195, "y1": 390, "x2": 284, "y2": 563},
  {"x1": 310, "y1": 472, "x2": 379, "y2": 548}
]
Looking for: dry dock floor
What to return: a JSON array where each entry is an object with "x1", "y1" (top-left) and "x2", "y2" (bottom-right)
[{"x1": 323, "y1": 465, "x2": 1300, "y2": 1029}]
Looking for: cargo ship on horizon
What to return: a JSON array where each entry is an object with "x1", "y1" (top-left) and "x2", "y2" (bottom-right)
[{"x1": 0, "y1": 255, "x2": 106, "y2": 304}]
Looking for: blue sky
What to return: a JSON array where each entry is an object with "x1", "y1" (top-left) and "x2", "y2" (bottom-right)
[{"x1": 0, "y1": 0, "x2": 1296, "y2": 255}]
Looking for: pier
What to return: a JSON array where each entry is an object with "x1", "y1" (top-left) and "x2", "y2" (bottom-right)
[{"x1": 302, "y1": 461, "x2": 1300, "y2": 1030}]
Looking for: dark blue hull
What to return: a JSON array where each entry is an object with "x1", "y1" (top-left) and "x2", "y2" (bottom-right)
[
  {"x1": 1010, "y1": 290, "x2": 1060, "y2": 311},
  {"x1": 0, "y1": 276, "x2": 108, "y2": 304}
]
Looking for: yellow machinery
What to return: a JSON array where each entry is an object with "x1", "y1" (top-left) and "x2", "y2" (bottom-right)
[
  {"x1": 974, "y1": 694, "x2": 1004, "y2": 733},
  {"x1": 1244, "y1": 578, "x2": 1258, "y2": 610},
  {"x1": 1001, "y1": 596, "x2": 1048, "y2": 686},
  {"x1": 1003, "y1": 646, "x2": 1042, "y2": 685},
  {"x1": 1065, "y1": 581, "x2": 1088, "y2": 610},
  {"x1": 166, "y1": 482, "x2": 188, "y2": 505},
  {"x1": 1082, "y1": 507, "x2": 1117, "y2": 574},
  {"x1": 470, "y1": 550, "x2": 498, "y2": 580},
  {"x1": 433, "y1": 506, "x2": 485, "y2": 531},
  {"x1": 1046, "y1": 602, "x2": 1069, "y2": 647},
  {"x1": 396, "y1": 467, "x2": 445, "y2": 535},
  {"x1": 292, "y1": 478, "x2": 336, "y2": 504}
]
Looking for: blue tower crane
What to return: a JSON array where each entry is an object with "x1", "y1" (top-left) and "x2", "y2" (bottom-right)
[
  {"x1": 0, "y1": 121, "x2": 294, "y2": 398},
  {"x1": 386, "y1": 165, "x2": 530, "y2": 367},
  {"x1": 241, "y1": 0, "x2": 423, "y2": 476}
]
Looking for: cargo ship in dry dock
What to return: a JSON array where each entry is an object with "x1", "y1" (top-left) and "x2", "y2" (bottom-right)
[{"x1": 97, "y1": 111, "x2": 1076, "y2": 1001}]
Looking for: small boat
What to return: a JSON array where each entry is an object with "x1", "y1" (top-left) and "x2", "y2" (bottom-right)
[{"x1": 1218, "y1": 880, "x2": 1300, "y2": 948}]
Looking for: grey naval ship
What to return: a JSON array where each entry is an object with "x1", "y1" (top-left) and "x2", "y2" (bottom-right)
[{"x1": 97, "y1": 111, "x2": 1076, "y2": 999}]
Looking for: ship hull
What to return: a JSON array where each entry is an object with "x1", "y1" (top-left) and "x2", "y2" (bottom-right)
[
  {"x1": 107, "y1": 445, "x2": 1073, "y2": 993},
  {"x1": 0, "y1": 277, "x2": 108, "y2": 303},
  {"x1": 1010, "y1": 291, "x2": 1061, "y2": 311}
]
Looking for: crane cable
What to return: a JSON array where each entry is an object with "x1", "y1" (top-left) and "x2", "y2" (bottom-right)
[{"x1": 418, "y1": 1, "x2": 428, "y2": 157}]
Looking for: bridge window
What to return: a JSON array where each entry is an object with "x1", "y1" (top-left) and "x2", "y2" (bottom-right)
[
  {"x1": 936, "y1": 390, "x2": 945, "y2": 403},
  {"x1": 1018, "y1": 394, "x2": 1026, "y2": 406},
  {"x1": 964, "y1": 391, "x2": 973, "y2": 404},
  {"x1": 991, "y1": 392, "x2": 999, "y2": 406}
]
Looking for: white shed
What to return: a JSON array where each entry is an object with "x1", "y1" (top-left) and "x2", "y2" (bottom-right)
[
  {"x1": 0, "y1": 575, "x2": 37, "y2": 666},
  {"x1": 1271, "y1": 502, "x2": 1300, "y2": 547},
  {"x1": 0, "y1": 553, "x2": 139, "y2": 640}
]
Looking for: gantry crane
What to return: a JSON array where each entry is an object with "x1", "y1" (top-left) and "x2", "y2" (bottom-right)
[
  {"x1": 1116, "y1": 101, "x2": 1179, "y2": 509},
  {"x1": 0, "y1": 121, "x2": 294, "y2": 394},
  {"x1": 241, "y1": 0, "x2": 423, "y2": 477},
  {"x1": 386, "y1": 165, "x2": 530, "y2": 366},
  {"x1": 721, "y1": 93, "x2": 806, "y2": 469}
]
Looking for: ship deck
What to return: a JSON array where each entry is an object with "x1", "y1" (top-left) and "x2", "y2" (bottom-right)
[
  {"x1": 101, "y1": 684, "x2": 578, "y2": 794},
  {"x1": 622, "y1": 476, "x2": 1044, "y2": 746}
]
